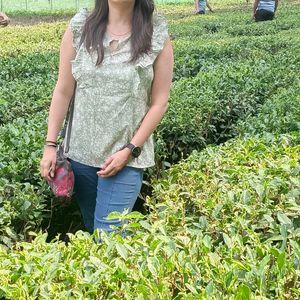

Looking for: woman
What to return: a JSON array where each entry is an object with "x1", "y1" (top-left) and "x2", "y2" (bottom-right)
[
  {"x1": 195, "y1": 0, "x2": 213, "y2": 15},
  {"x1": 253, "y1": 0, "x2": 279, "y2": 22},
  {"x1": 0, "y1": 12, "x2": 10, "y2": 27},
  {"x1": 40, "y1": 0, "x2": 173, "y2": 234}
]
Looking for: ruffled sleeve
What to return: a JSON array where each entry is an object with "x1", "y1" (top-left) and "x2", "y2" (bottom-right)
[
  {"x1": 152, "y1": 14, "x2": 169, "y2": 55},
  {"x1": 70, "y1": 8, "x2": 89, "y2": 51}
]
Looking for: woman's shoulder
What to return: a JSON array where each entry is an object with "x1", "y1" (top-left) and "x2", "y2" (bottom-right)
[
  {"x1": 70, "y1": 8, "x2": 89, "y2": 50},
  {"x1": 70, "y1": 8, "x2": 89, "y2": 29},
  {"x1": 153, "y1": 14, "x2": 168, "y2": 30}
]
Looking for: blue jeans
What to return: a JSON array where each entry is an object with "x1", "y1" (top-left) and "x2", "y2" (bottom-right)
[{"x1": 70, "y1": 159, "x2": 143, "y2": 233}]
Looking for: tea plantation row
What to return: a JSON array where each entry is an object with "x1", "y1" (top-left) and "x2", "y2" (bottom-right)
[{"x1": 0, "y1": 1, "x2": 299, "y2": 298}]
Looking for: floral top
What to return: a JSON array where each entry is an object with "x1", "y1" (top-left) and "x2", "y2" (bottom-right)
[{"x1": 67, "y1": 8, "x2": 169, "y2": 168}]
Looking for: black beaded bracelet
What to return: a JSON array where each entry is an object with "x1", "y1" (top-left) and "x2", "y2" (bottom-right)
[
  {"x1": 45, "y1": 141, "x2": 57, "y2": 145},
  {"x1": 44, "y1": 144, "x2": 57, "y2": 148},
  {"x1": 45, "y1": 140, "x2": 57, "y2": 145}
]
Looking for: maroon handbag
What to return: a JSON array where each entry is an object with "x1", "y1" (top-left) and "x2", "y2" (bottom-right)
[
  {"x1": 47, "y1": 85, "x2": 76, "y2": 199},
  {"x1": 47, "y1": 145, "x2": 75, "y2": 198}
]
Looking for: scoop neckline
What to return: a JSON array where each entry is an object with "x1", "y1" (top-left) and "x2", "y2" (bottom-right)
[{"x1": 104, "y1": 32, "x2": 131, "y2": 47}]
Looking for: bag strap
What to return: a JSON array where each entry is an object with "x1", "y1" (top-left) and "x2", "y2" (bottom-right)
[{"x1": 61, "y1": 82, "x2": 77, "y2": 154}]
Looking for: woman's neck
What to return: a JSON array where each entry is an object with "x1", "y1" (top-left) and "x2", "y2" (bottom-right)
[{"x1": 107, "y1": 1, "x2": 134, "y2": 31}]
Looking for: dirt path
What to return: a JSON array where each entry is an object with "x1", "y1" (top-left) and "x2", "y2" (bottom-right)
[{"x1": 9, "y1": 14, "x2": 72, "y2": 26}]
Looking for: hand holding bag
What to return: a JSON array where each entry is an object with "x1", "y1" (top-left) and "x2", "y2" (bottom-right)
[
  {"x1": 47, "y1": 143, "x2": 74, "y2": 198},
  {"x1": 47, "y1": 85, "x2": 76, "y2": 199}
]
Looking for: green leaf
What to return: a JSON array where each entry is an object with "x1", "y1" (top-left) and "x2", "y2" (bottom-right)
[
  {"x1": 277, "y1": 252, "x2": 286, "y2": 273},
  {"x1": 147, "y1": 257, "x2": 159, "y2": 277},
  {"x1": 116, "y1": 243, "x2": 128, "y2": 260},
  {"x1": 185, "y1": 283, "x2": 198, "y2": 294},
  {"x1": 126, "y1": 211, "x2": 144, "y2": 220},
  {"x1": 277, "y1": 213, "x2": 292, "y2": 226},
  {"x1": 258, "y1": 255, "x2": 270, "y2": 274},
  {"x1": 22, "y1": 200, "x2": 31, "y2": 210},
  {"x1": 205, "y1": 281, "x2": 215, "y2": 296},
  {"x1": 223, "y1": 233, "x2": 233, "y2": 248},
  {"x1": 224, "y1": 271, "x2": 234, "y2": 288},
  {"x1": 140, "y1": 220, "x2": 152, "y2": 231},
  {"x1": 203, "y1": 235, "x2": 212, "y2": 249},
  {"x1": 235, "y1": 284, "x2": 251, "y2": 300},
  {"x1": 106, "y1": 211, "x2": 122, "y2": 220},
  {"x1": 290, "y1": 288, "x2": 300, "y2": 296},
  {"x1": 208, "y1": 252, "x2": 220, "y2": 267}
]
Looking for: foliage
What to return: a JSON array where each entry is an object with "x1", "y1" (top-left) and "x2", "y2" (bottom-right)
[
  {"x1": 236, "y1": 86, "x2": 300, "y2": 137},
  {"x1": 0, "y1": 53, "x2": 58, "y2": 125},
  {"x1": 0, "y1": 23, "x2": 65, "y2": 58},
  {"x1": 155, "y1": 58, "x2": 299, "y2": 164},
  {"x1": 0, "y1": 114, "x2": 50, "y2": 246},
  {"x1": 1, "y1": 1, "x2": 300, "y2": 298},
  {"x1": 0, "y1": 134, "x2": 299, "y2": 298},
  {"x1": 149, "y1": 133, "x2": 300, "y2": 298},
  {"x1": 172, "y1": 33, "x2": 300, "y2": 81}
]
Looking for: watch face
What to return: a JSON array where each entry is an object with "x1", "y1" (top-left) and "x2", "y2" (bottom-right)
[{"x1": 132, "y1": 146, "x2": 141, "y2": 158}]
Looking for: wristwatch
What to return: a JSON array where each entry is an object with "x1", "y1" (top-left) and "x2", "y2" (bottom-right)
[{"x1": 123, "y1": 143, "x2": 141, "y2": 158}]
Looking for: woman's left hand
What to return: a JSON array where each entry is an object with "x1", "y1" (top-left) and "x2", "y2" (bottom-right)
[{"x1": 97, "y1": 149, "x2": 131, "y2": 177}]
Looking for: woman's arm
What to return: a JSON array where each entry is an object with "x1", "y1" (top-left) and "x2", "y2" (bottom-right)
[
  {"x1": 275, "y1": 0, "x2": 279, "y2": 12},
  {"x1": 99, "y1": 38, "x2": 174, "y2": 177},
  {"x1": 129, "y1": 39, "x2": 173, "y2": 149},
  {"x1": 206, "y1": 1, "x2": 214, "y2": 12},
  {"x1": 46, "y1": 28, "x2": 76, "y2": 143},
  {"x1": 40, "y1": 27, "x2": 76, "y2": 180},
  {"x1": 195, "y1": 0, "x2": 199, "y2": 13},
  {"x1": 253, "y1": 0, "x2": 260, "y2": 17}
]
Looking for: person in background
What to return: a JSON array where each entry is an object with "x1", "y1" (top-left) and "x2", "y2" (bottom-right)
[
  {"x1": 40, "y1": 0, "x2": 174, "y2": 234},
  {"x1": 0, "y1": 12, "x2": 10, "y2": 27},
  {"x1": 195, "y1": 0, "x2": 213, "y2": 15},
  {"x1": 253, "y1": 0, "x2": 279, "y2": 21}
]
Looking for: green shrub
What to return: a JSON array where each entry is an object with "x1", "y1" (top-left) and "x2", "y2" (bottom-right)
[
  {"x1": 0, "y1": 23, "x2": 65, "y2": 57},
  {"x1": 0, "y1": 113, "x2": 51, "y2": 245},
  {"x1": 236, "y1": 86, "x2": 300, "y2": 137},
  {"x1": 149, "y1": 133, "x2": 300, "y2": 297},
  {"x1": 155, "y1": 58, "x2": 299, "y2": 164},
  {"x1": 0, "y1": 52, "x2": 58, "y2": 124},
  {"x1": 0, "y1": 77, "x2": 55, "y2": 125},
  {"x1": 0, "y1": 52, "x2": 58, "y2": 81},
  {"x1": 173, "y1": 34, "x2": 300, "y2": 81},
  {"x1": 0, "y1": 134, "x2": 299, "y2": 299},
  {"x1": 0, "y1": 2, "x2": 300, "y2": 298},
  {"x1": 0, "y1": 179, "x2": 47, "y2": 248}
]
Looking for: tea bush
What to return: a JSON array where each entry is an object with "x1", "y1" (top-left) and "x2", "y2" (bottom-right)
[
  {"x1": 0, "y1": 1, "x2": 300, "y2": 242},
  {"x1": 0, "y1": 3, "x2": 300, "y2": 298},
  {"x1": 0, "y1": 76, "x2": 56, "y2": 125},
  {"x1": 0, "y1": 113, "x2": 50, "y2": 245},
  {"x1": 149, "y1": 133, "x2": 300, "y2": 298},
  {"x1": 173, "y1": 33, "x2": 300, "y2": 81},
  {"x1": 236, "y1": 86, "x2": 300, "y2": 137},
  {"x1": 0, "y1": 52, "x2": 59, "y2": 124},
  {"x1": 156, "y1": 58, "x2": 299, "y2": 164},
  {"x1": 0, "y1": 133, "x2": 299, "y2": 299},
  {"x1": 0, "y1": 22, "x2": 65, "y2": 57}
]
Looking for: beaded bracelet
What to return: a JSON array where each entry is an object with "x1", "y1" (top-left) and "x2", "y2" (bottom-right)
[
  {"x1": 45, "y1": 140, "x2": 57, "y2": 146},
  {"x1": 44, "y1": 144, "x2": 57, "y2": 148}
]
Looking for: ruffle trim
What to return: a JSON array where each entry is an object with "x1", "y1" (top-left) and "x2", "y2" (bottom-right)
[
  {"x1": 70, "y1": 8, "x2": 89, "y2": 51},
  {"x1": 152, "y1": 14, "x2": 169, "y2": 55}
]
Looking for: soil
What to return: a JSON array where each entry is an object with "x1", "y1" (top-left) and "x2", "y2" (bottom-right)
[{"x1": 9, "y1": 14, "x2": 72, "y2": 26}]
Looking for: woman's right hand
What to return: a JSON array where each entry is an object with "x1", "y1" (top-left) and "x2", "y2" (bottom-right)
[
  {"x1": 0, "y1": 13, "x2": 10, "y2": 27},
  {"x1": 40, "y1": 147, "x2": 57, "y2": 181}
]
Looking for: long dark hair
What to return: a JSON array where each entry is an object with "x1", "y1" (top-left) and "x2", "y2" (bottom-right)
[{"x1": 80, "y1": 0, "x2": 155, "y2": 65}]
